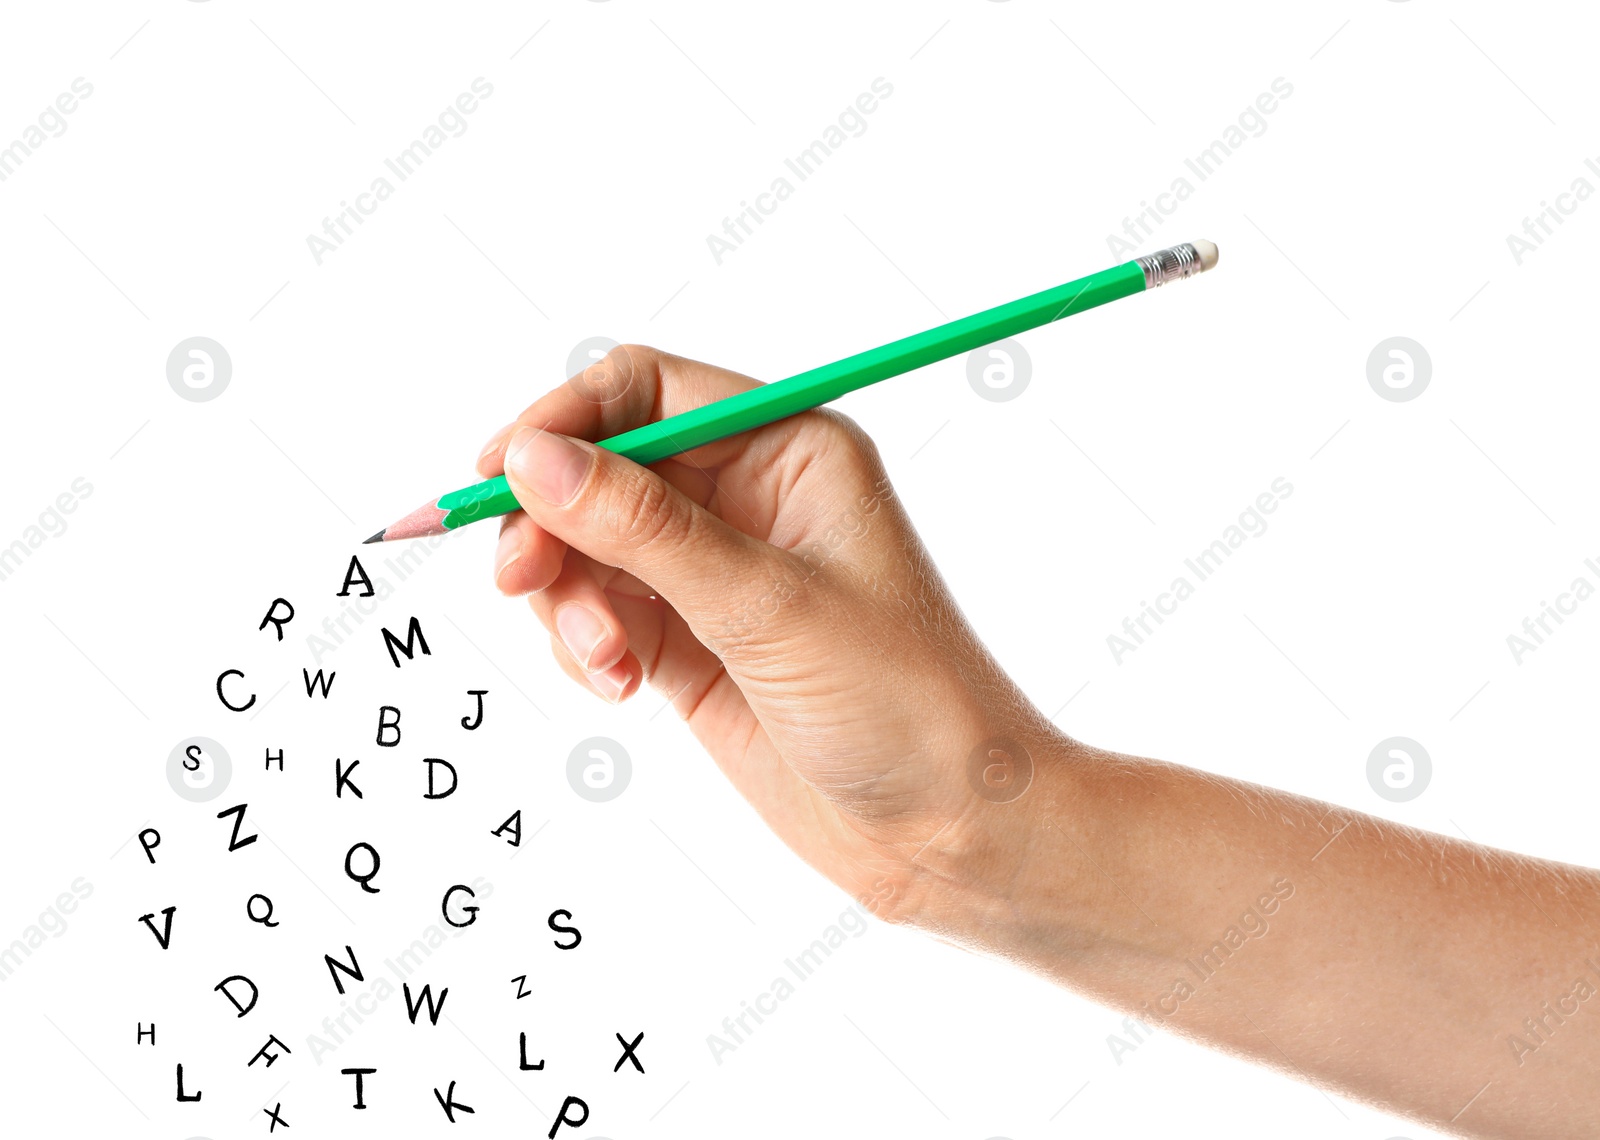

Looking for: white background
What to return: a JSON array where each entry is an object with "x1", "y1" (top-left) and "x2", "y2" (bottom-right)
[{"x1": 1, "y1": 2, "x2": 1596, "y2": 1137}]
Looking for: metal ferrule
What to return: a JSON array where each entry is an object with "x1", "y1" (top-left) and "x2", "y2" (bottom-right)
[{"x1": 1136, "y1": 243, "x2": 1204, "y2": 288}]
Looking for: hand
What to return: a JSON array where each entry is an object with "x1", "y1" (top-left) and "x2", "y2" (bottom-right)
[
  {"x1": 479, "y1": 346, "x2": 1600, "y2": 1138},
  {"x1": 476, "y1": 344, "x2": 1050, "y2": 921}
]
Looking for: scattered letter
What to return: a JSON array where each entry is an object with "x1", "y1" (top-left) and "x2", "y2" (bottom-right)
[
  {"x1": 214, "y1": 975, "x2": 259, "y2": 1017},
  {"x1": 216, "y1": 803, "x2": 258, "y2": 851},
  {"x1": 376, "y1": 705, "x2": 401, "y2": 747},
  {"x1": 339, "y1": 556, "x2": 375, "y2": 597},
  {"x1": 216, "y1": 669, "x2": 256, "y2": 712},
  {"x1": 424, "y1": 758, "x2": 458, "y2": 799},
  {"x1": 139, "y1": 906, "x2": 176, "y2": 950},
  {"x1": 345, "y1": 843, "x2": 381, "y2": 894},
  {"x1": 548, "y1": 1096, "x2": 589, "y2": 1138},
  {"x1": 461, "y1": 689, "x2": 487, "y2": 730},
  {"x1": 380, "y1": 616, "x2": 431, "y2": 668},
  {"x1": 491, "y1": 810, "x2": 521, "y2": 847},
  {"x1": 246, "y1": 894, "x2": 279, "y2": 927},
  {"x1": 442, "y1": 884, "x2": 478, "y2": 928},
  {"x1": 325, "y1": 945, "x2": 364, "y2": 994},
  {"x1": 259, "y1": 598, "x2": 294, "y2": 640}
]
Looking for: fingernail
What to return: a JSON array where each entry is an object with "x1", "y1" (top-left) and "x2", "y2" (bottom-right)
[
  {"x1": 478, "y1": 422, "x2": 515, "y2": 466},
  {"x1": 555, "y1": 604, "x2": 608, "y2": 671},
  {"x1": 506, "y1": 427, "x2": 589, "y2": 505},
  {"x1": 493, "y1": 524, "x2": 522, "y2": 592},
  {"x1": 591, "y1": 661, "x2": 631, "y2": 703}
]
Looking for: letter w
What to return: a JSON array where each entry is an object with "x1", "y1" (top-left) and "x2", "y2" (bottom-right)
[{"x1": 403, "y1": 982, "x2": 448, "y2": 1025}]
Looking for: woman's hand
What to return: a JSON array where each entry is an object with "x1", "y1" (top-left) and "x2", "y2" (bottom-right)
[
  {"x1": 476, "y1": 344, "x2": 1049, "y2": 923},
  {"x1": 478, "y1": 345, "x2": 1600, "y2": 1139}
]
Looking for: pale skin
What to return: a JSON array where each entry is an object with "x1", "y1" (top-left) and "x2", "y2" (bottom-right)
[{"x1": 477, "y1": 345, "x2": 1600, "y2": 1140}]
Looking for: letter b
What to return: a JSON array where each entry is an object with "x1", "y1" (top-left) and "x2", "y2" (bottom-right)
[{"x1": 376, "y1": 705, "x2": 401, "y2": 747}]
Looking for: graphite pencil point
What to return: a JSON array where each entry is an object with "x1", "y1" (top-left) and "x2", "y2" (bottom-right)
[{"x1": 366, "y1": 500, "x2": 450, "y2": 543}]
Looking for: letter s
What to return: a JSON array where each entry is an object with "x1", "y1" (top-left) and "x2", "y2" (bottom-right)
[{"x1": 548, "y1": 909, "x2": 581, "y2": 950}]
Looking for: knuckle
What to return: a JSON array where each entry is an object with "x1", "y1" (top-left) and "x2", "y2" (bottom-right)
[
  {"x1": 575, "y1": 343, "x2": 661, "y2": 411},
  {"x1": 574, "y1": 344, "x2": 643, "y2": 404},
  {"x1": 612, "y1": 342, "x2": 657, "y2": 364},
  {"x1": 607, "y1": 343, "x2": 655, "y2": 387},
  {"x1": 810, "y1": 408, "x2": 887, "y2": 482}
]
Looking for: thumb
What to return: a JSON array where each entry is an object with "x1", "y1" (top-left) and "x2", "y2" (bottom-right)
[{"x1": 503, "y1": 425, "x2": 782, "y2": 628}]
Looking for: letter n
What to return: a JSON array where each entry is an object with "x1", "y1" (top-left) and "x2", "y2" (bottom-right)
[{"x1": 325, "y1": 945, "x2": 364, "y2": 994}]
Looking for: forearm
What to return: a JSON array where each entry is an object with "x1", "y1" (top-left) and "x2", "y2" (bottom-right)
[{"x1": 911, "y1": 731, "x2": 1600, "y2": 1138}]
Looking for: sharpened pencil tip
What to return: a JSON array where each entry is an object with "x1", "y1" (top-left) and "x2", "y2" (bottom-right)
[
  {"x1": 367, "y1": 500, "x2": 451, "y2": 542},
  {"x1": 363, "y1": 530, "x2": 385, "y2": 544}
]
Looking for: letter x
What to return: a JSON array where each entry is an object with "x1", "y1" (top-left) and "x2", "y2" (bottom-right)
[
  {"x1": 265, "y1": 1101, "x2": 289, "y2": 1131},
  {"x1": 614, "y1": 1031, "x2": 644, "y2": 1073}
]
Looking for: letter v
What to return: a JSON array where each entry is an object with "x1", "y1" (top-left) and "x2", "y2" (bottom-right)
[{"x1": 139, "y1": 906, "x2": 176, "y2": 949}]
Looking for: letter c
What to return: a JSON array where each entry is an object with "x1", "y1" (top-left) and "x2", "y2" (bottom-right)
[{"x1": 216, "y1": 669, "x2": 256, "y2": 712}]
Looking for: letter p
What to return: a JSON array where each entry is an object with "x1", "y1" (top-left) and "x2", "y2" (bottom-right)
[{"x1": 548, "y1": 1095, "x2": 589, "y2": 1138}]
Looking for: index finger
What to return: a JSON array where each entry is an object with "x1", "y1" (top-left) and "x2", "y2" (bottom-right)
[{"x1": 476, "y1": 344, "x2": 765, "y2": 479}]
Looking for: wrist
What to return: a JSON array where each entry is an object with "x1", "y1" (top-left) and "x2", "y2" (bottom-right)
[{"x1": 900, "y1": 724, "x2": 1101, "y2": 955}]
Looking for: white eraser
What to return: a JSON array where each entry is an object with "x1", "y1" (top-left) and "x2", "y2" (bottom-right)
[{"x1": 1193, "y1": 239, "x2": 1219, "y2": 271}]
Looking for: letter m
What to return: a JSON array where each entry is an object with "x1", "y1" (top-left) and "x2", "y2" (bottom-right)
[{"x1": 381, "y1": 617, "x2": 431, "y2": 668}]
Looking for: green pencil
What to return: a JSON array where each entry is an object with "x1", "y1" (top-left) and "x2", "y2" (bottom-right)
[{"x1": 365, "y1": 240, "x2": 1218, "y2": 543}]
